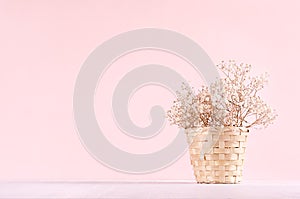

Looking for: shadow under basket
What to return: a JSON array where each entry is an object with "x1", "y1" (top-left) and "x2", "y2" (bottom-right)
[{"x1": 185, "y1": 127, "x2": 249, "y2": 184}]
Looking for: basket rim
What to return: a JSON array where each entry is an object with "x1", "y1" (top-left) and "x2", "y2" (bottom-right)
[{"x1": 184, "y1": 126, "x2": 249, "y2": 133}]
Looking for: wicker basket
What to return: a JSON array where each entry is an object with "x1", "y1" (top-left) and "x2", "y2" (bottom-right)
[{"x1": 185, "y1": 127, "x2": 249, "y2": 184}]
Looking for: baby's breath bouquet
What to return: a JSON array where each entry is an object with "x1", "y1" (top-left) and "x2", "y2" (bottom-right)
[
  {"x1": 167, "y1": 60, "x2": 277, "y2": 184},
  {"x1": 167, "y1": 60, "x2": 277, "y2": 130}
]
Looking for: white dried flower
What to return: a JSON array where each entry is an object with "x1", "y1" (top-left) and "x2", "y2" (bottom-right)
[{"x1": 167, "y1": 60, "x2": 277, "y2": 130}]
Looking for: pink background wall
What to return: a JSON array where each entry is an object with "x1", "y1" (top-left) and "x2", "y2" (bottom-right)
[{"x1": 0, "y1": 0, "x2": 299, "y2": 181}]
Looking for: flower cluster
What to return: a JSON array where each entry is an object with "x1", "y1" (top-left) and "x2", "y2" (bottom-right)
[
  {"x1": 167, "y1": 60, "x2": 277, "y2": 129},
  {"x1": 167, "y1": 83, "x2": 212, "y2": 129}
]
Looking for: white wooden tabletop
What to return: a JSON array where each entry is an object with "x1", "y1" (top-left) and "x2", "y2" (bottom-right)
[{"x1": 0, "y1": 181, "x2": 299, "y2": 199}]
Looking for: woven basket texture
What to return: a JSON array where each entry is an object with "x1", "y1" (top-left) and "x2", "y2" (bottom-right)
[{"x1": 186, "y1": 127, "x2": 249, "y2": 184}]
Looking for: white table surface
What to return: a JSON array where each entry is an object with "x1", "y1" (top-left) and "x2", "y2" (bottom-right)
[{"x1": 0, "y1": 181, "x2": 299, "y2": 199}]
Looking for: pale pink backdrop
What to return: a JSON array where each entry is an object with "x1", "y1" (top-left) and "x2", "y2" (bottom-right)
[{"x1": 0, "y1": 0, "x2": 299, "y2": 181}]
